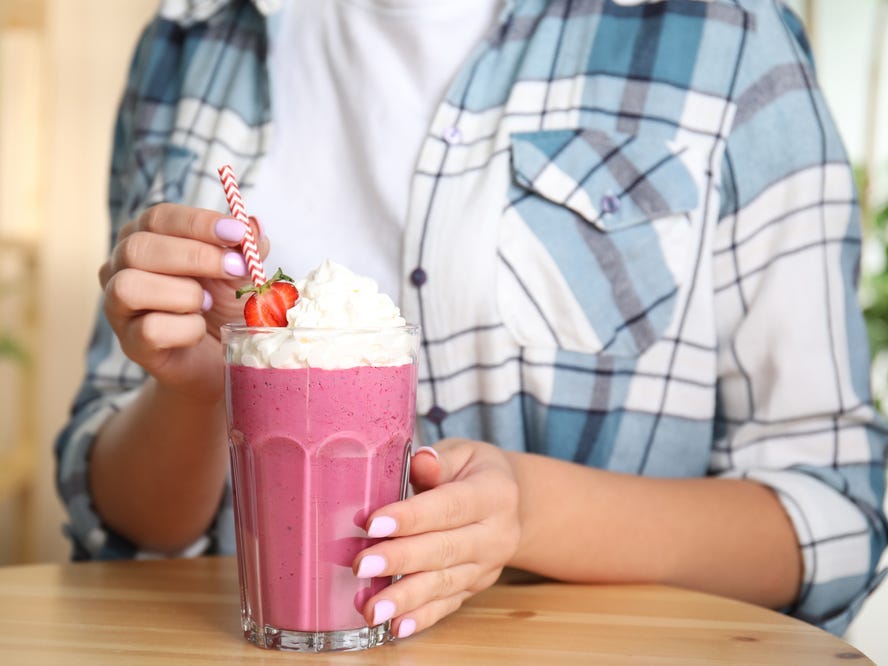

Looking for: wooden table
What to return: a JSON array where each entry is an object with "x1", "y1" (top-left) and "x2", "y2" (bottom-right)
[{"x1": 0, "y1": 557, "x2": 872, "y2": 664}]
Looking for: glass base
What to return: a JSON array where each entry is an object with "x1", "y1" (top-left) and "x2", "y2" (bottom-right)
[{"x1": 243, "y1": 619, "x2": 391, "y2": 652}]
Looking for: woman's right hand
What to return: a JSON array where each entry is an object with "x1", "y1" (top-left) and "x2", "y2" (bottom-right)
[{"x1": 98, "y1": 203, "x2": 269, "y2": 401}]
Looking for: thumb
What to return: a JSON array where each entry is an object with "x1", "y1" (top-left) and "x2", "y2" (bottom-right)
[
  {"x1": 409, "y1": 439, "x2": 480, "y2": 492},
  {"x1": 248, "y1": 215, "x2": 270, "y2": 259},
  {"x1": 409, "y1": 446, "x2": 441, "y2": 492}
]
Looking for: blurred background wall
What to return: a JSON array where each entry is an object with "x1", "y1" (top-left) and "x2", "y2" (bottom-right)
[
  {"x1": 0, "y1": 0, "x2": 158, "y2": 566},
  {"x1": 0, "y1": 0, "x2": 885, "y2": 659}
]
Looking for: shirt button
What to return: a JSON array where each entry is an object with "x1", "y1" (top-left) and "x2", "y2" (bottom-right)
[
  {"x1": 427, "y1": 406, "x2": 447, "y2": 425},
  {"x1": 600, "y1": 194, "x2": 621, "y2": 215},
  {"x1": 410, "y1": 267, "x2": 427, "y2": 287},
  {"x1": 443, "y1": 126, "x2": 463, "y2": 145}
]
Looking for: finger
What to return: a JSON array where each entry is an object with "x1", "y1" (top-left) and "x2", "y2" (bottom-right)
[
  {"x1": 120, "y1": 311, "x2": 207, "y2": 353},
  {"x1": 355, "y1": 523, "x2": 491, "y2": 579},
  {"x1": 98, "y1": 259, "x2": 112, "y2": 289},
  {"x1": 104, "y1": 270, "x2": 208, "y2": 319},
  {"x1": 375, "y1": 479, "x2": 501, "y2": 540},
  {"x1": 410, "y1": 446, "x2": 442, "y2": 492},
  {"x1": 257, "y1": 234, "x2": 270, "y2": 262},
  {"x1": 121, "y1": 203, "x2": 249, "y2": 247},
  {"x1": 372, "y1": 440, "x2": 478, "y2": 537},
  {"x1": 367, "y1": 459, "x2": 517, "y2": 539},
  {"x1": 109, "y1": 231, "x2": 249, "y2": 279},
  {"x1": 391, "y1": 592, "x2": 472, "y2": 640},
  {"x1": 248, "y1": 215, "x2": 264, "y2": 241},
  {"x1": 411, "y1": 439, "x2": 477, "y2": 489},
  {"x1": 248, "y1": 216, "x2": 271, "y2": 261},
  {"x1": 360, "y1": 563, "x2": 485, "y2": 626}
]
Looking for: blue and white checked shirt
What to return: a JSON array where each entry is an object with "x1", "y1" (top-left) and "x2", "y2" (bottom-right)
[{"x1": 56, "y1": 0, "x2": 887, "y2": 635}]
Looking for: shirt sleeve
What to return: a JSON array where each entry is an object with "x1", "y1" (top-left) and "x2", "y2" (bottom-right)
[
  {"x1": 53, "y1": 16, "x2": 215, "y2": 561},
  {"x1": 711, "y1": 2, "x2": 888, "y2": 634}
]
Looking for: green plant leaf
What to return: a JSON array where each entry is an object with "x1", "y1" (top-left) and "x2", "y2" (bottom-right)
[{"x1": 0, "y1": 334, "x2": 28, "y2": 363}]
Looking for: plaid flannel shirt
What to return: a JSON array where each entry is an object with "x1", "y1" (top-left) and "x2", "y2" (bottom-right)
[{"x1": 56, "y1": 0, "x2": 887, "y2": 634}]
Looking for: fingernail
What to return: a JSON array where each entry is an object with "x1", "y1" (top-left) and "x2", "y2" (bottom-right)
[
  {"x1": 415, "y1": 446, "x2": 439, "y2": 460},
  {"x1": 372, "y1": 599, "x2": 396, "y2": 625},
  {"x1": 355, "y1": 555, "x2": 386, "y2": 579},
  {"x1": 367, "y1": 516, "x2": 397, "y2": 538},
  {"x1": 248, "y1": 215, "x2": 266, "y2": 240},
  {"x1": 397, "y1": 618, "x2": 416, "y2": 639},
  {"x1": 215, "y1": 218, "x2": 246, "y2": 242},
  {"x1": 201, "y1": 289, "x2": 213, "y2": 312},
  {"x1": 223, "y1": 251, "x2": 247, "y2": 277}
]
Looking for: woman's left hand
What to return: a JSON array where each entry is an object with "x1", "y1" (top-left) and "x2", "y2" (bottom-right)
[{"x1": 353, "y1": 438, "x2": 521, "y2": 639}]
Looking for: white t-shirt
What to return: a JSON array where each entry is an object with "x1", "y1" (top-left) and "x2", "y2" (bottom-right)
[{"x1": 248, "y1": 0, "x2": 501, "y2": 302}]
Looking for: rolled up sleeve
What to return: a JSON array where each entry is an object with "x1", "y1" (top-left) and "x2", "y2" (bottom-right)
[
  {"x1": 55, "y1": 316, "x2": 145, "y2": 559},
  {"x1": 54, "y1": 14, "x2": 214, "y2": 561},
  {"x1": 711, "y1": 1, "x2": 887, "y2": 634}
]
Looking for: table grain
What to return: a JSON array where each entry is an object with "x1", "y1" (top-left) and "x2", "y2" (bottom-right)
[{"x1": 0, "y1": 556, "x2": 872, "y2": 664}]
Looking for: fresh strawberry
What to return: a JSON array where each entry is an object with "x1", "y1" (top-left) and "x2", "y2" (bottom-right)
[{"x1": 236, "y1": 268, "x2": 299, "y2": 327}]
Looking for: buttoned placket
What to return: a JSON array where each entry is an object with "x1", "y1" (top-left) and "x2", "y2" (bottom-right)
[{"x1": 401, "y1": 1, "x2": 518, "y2": 436}]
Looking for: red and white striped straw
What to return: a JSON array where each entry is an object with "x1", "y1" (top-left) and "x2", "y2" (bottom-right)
[{"x1": 217, "y1": 164, "x2": 267, "y2": 286}]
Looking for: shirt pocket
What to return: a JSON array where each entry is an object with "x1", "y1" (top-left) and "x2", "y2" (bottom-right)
[{"x1": 498, "y1": 127, "x2": 700, "y2": 357}]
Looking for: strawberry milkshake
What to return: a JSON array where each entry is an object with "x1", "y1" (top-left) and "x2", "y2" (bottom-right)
[{"x1": 222, "y1": 260, "x2": 418, "y2": 652}]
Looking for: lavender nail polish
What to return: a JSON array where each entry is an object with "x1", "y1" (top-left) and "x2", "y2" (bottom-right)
[
  {"x1": 397, "y1": 618, "x2": 416, "y2": 639},
  {"x1": 223, "y1": 251, "x2": 247, "y2": 277},
  {"x1": 215, "y1": 217, "x2": 246, "y2": 242},
  {"x1": 372, "y1": 599, "x2": 396, "y2": 625},
  {"x1": 414, "y1": 446, "x2": 439, "y2": 460},
  {"x1": 367, "y1": 516, "x2": 397, "y2": 538},
  {"x1": 355, "y1": 555, "x2": 386, "y2": 579},
  {"x1": 201, "y1": 290, "x2": 213, "y2": 312}
]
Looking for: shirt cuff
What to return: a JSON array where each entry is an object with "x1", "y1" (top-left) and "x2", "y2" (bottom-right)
[
  {"x1": 719, "y1": 467, "x2": 885, "y2": 633},
  {"x1": 56, "y1": 389, "x2": 211, "y2": 560}
]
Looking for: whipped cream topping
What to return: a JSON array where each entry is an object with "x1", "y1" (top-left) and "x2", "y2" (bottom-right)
[
  {"x1": 286, "y1": 259, "x2": 406, "y2": 329},
  {"x1": 228, "y1": 260, "x2": 415, "y2": 369}
]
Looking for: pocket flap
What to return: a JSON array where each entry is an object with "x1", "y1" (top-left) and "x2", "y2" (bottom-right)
[{"x1": 510, "y1": 128, "x2": 698, "y2": 231}]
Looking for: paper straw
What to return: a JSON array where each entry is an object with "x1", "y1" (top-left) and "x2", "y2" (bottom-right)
[{"x1": 218, "y1": 164, "x2": 266, "y2": 286}]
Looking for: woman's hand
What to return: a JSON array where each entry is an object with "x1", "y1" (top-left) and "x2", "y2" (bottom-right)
[
  {"x1": 353, "y1": 439, "x2": 521, "y2": 639},
  {"x1": 98, "y1": 204, "x2": 268, "y2": 401}
]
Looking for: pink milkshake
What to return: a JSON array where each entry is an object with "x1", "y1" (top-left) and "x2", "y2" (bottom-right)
[
  {"x1": 227, "y1": 361, "x2": 416, "y2": 637},
  {"x1": 222, "y1": 261, "x2": 419, "y2": 652}
]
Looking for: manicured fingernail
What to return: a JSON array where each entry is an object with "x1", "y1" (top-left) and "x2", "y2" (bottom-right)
[
  {"x1": 415, "y1": 446, "x2": 439, "y2": 460},
  {"x1": 201, "y1": 289, "x2": 213, "y2": 312},
  {"x1": 223, "y1": 251, "x2": 247, "y2": 276},
  {"x1": 248, "y1": 215, "x2": 265, "y2": 240},
  {"x1": 372, "y1": 599, "x2": 396, "y2": 625},
  {"x1": 367, "y1": 516, "x2": 397, "y2": 538},
  {"x1": 355, "y1": 555, "x2": 386, "y2": 579},
  {"x1": 215, "y1": 217, "x2": 246, "y2": 242},
  {"x1": 397, "y1": 618, "x2": 416, "y2": 639}
]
